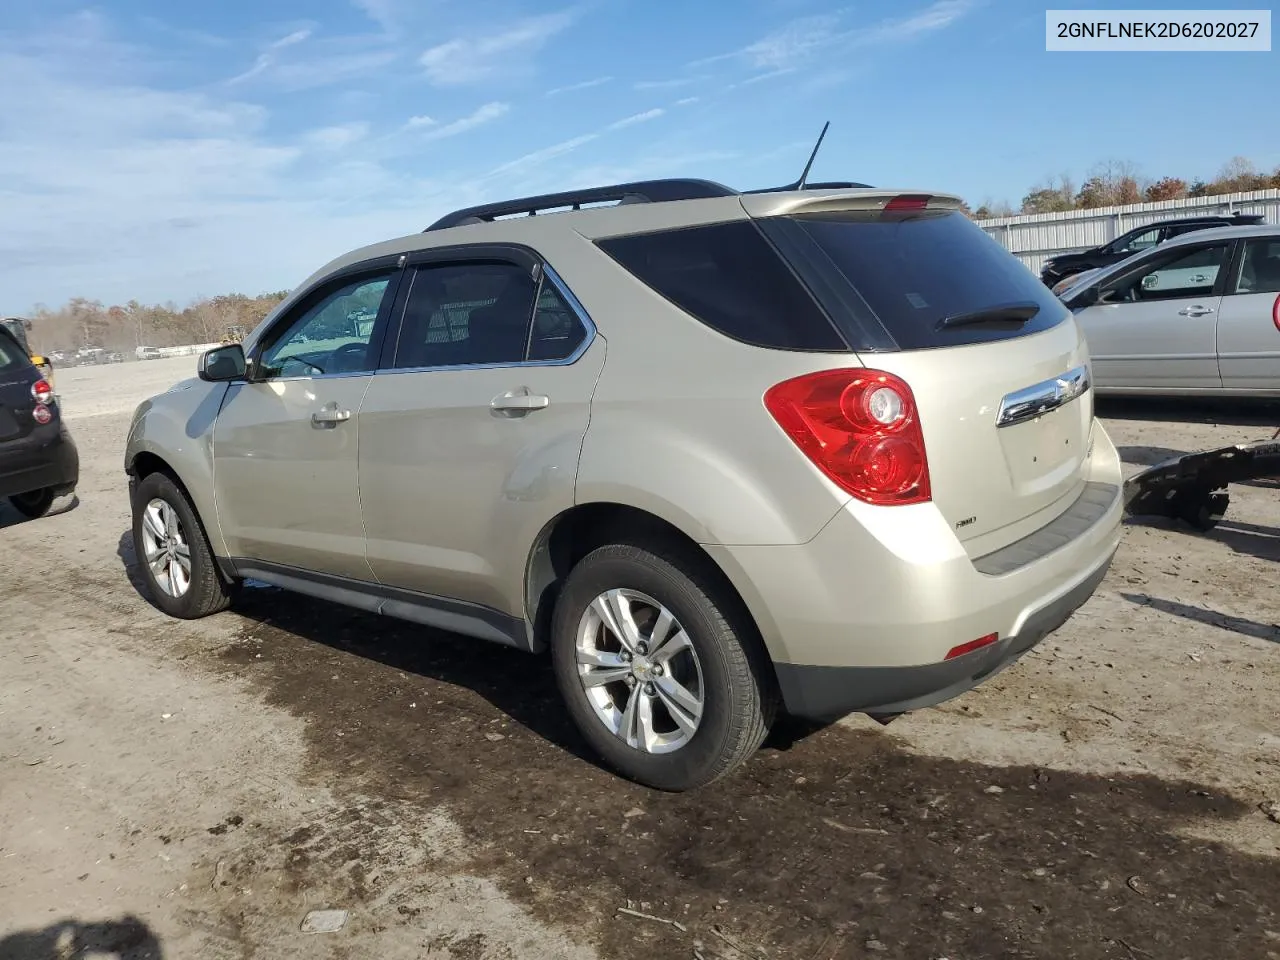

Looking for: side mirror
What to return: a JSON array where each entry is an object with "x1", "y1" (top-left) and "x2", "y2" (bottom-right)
[{"x1": 198, "y1": 343, "x2": 246, "y2": 382}]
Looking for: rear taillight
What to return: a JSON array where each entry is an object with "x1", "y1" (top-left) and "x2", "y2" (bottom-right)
[
  {"x1": 1272, "y1": 294, "x2": 1280, "y2": 333},
  {"x1": 31, "y1": 379, "x2": 53, "y2": 405},
  {"x1": 764, "y1": 368, "x2": 931, "y2": 506},
  {"x1": 32, "y1": 404, "x2": 53, "y2": 425}
]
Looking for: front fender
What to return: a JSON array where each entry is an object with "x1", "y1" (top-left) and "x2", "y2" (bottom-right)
[{"x1": 124, "y1": 378, "x2": 229, "y2": 556}]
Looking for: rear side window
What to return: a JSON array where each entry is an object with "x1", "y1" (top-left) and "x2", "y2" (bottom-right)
[
  {"x1": 761, "y1": 210, "x2": 1069, "y2": 351},
  {"x1": 596, "y1": 221, "x2": 847, "y2": 351}
]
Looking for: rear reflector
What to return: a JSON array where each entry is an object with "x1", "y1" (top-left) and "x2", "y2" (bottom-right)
[
  {"x1": 945, "y1": 633, "x2": 999, "y2": 660},
  {"x1": 884, "y1": 195, "x2": 931, "y2": 212},
  {"x1": 32, "y1": 404, "x2": 53, "y2": 425},
  {"x1": 1272, "y1": 294, "x2": 1280, "y2": 333}
]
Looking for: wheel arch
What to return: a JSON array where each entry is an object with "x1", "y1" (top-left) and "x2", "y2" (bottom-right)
[
  {"x1": 127, "y1": 449, "x2": 231, "y2": 574},
  {"x1": 523, "y1": 501, "x2": 780, "y2": 691}
]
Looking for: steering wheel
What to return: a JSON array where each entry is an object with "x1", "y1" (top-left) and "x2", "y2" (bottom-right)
[{"x1": 329, "y1": 342, "x2": 369, "y2": 373}]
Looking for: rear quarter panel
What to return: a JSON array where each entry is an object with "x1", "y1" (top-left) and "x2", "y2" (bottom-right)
[
  {"x1": 533, "y1": 228, "x2": 858, "y2": 546},
  {"x1": 125, "y1": 378, "x2": 230, "y2": 555}
]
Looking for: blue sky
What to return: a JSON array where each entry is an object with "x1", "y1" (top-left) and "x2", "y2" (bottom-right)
[{"x1": 2, "y1": 0, "x2": 1276, "y2": 310}]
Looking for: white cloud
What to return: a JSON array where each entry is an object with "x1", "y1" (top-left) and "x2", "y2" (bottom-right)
[
  {"x1": 304, "y1": 123, "x2": 371, "y2": 150},
  {"x1": 741, "y1": 14, "x2": 841, "y2": 69},
  {"x1": 634, "y1": 76, "x2": 704, "y2": 91},
  {"x1": 405, "y1": 114, "x2": 437, "y2": 128},
  {"x1": 862, "y1": 0, "x2": 975, "y2": 43},
  {"x1": 695, "y1": 1, "x2": 975, "y2": 76},
  {"x1": 417, "y1": 102, "x2": 510, "y2": 140},
  {"x1": 608, "y1": 108, "x2": 665, "y2": 131},
  {"x1": 546, "y1": 75, "x2": 613, "y2": 96},
  {"x1": 490, "y1": 134, "x2": 600, "y2": 177},
  {"x1": 420, "y1": 9, "x2": 580, "y2": 85},
  {"x1": 675, "y1": 97, "x2": 700, "y2": 106}
]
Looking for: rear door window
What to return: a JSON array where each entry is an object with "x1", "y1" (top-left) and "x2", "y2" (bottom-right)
[{"x1": 760, "y1": 210, "x2": 1069, "y2": 350}]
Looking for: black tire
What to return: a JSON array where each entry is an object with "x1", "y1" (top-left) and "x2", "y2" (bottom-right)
[
  {"x1": 131, "y1": 471, "x2": 232, "y2": 619},
  {"x1": 550, "y1": 541, "x2": 776, "y2": 791},
  {"x1": 8, "y1": 488, "x2": 55, "y2": 519}
]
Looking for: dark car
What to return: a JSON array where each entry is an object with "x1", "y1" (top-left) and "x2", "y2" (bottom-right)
[
  {"x1": 0, "y1": 324, "x2": 78, "y2": 519},
  {"x1": 1040, "y1": 214, "x2": 1266, "y2": 287}
]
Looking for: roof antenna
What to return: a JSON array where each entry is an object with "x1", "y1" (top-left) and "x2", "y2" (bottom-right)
[{"x1": 792, "y1": 121, "x2": 830, "y2": 191}]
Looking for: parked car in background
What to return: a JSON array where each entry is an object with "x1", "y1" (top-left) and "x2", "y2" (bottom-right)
[
  {"x1": 1063, "y1": 224, "x2": 1280, "y2": 395},
  {"x1": 0, "y1": 323, "x2": 78, "y2": 518},
  {"x1": 137, "y1": 346, "x2": 162, "y2": 361},
  {"x1": 1040, "y1": 214, "x2": 1266, "y2": 288},
  {"x1": 125, "y1": 178, "x2": 1122, "y2": 790}
]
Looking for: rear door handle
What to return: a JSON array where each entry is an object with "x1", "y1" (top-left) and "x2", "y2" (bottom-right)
[
  {"x1": 311, "y1": 405, "x2": 351, "y2": 426},
  {"x1": 1178, "y1": 305, "x2": 1215, "y2": 317},
  {"x1": 491, "y1": 388, "x2": 550, "y2": 416}
]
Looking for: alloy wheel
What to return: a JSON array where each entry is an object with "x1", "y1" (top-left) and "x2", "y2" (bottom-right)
[
  {"x1": 574, "y1": 588, "x2": 705, "y2": 754},
  {"x1": 140, "y1": 498, "x2": 192, "y2": 598}
]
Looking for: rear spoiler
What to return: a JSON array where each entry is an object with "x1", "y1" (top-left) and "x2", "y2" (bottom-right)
[{"x1": 740, "y1": 190, "x2": 965, "y2": 219}]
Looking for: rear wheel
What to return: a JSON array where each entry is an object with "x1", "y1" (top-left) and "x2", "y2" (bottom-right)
[
  {"x1": 8, "y1": 488, "x2": 55, "y2": 519},
  {"x1": 550, "y1": 542, "x2": 775, "y2": 791},
  {"x1": 132, "y1": 472, "x2": 232, "y2": 619}
]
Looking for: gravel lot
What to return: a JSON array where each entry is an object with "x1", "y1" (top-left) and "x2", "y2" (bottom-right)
[{"x1": 2, "y1": 356, "x2": 1277, "y2": 960}]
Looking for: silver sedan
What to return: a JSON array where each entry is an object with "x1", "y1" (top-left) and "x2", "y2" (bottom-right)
[{"x1": 1060, "y1": 223, "x2": 1280, "y2": 396}]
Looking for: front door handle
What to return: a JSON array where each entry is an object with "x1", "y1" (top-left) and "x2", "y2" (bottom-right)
[
  {"x1": 1178, "y1": 305, "x2": 1215, "y2": 317},
  {"x1": 311, "y1": 405, "x2": 351, "y2": 426},
  {"x1": 491, "y1": 387, "x2": 550, "y2": 417}
]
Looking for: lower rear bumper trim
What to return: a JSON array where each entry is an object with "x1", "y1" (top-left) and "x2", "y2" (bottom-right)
[{"x1": 774, "y1": 548, "x2": 1115, "y2": 722}]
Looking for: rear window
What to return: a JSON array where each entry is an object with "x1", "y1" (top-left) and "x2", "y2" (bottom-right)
[
  {"x1": 760, "y1": 209, "x2": 1069, "y2": 351},
  {"x1": 0, "y1": 331, "x2": 30, "y2": 374},
  {"x1": 595, "y1": 221, "x2": 847, "y2": 351}
]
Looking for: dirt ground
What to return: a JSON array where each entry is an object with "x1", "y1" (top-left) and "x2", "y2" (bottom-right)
[{"x1": 2, "y1": 356, "x2": 1277, "y2": 960}]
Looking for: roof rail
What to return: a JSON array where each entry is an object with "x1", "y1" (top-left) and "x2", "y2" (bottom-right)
[{"x1": 425, "y1": 178, "x2": 739, "y2": 231}]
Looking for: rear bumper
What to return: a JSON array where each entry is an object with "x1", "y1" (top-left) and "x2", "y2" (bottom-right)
[
  {"x1": 0, "y1": 422, "x2": 79, "y2": 499},
  {"x1": 704, "y1": 421, "x2": 1124, "y2": 721},
  {"x1": 772, "y1": 548, "x2": 1113, "y2": 720}
]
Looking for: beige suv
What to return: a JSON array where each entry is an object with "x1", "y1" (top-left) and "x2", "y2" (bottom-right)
[{"x1": 125, "y1": 178, "x2": 1123, "y2": 790}]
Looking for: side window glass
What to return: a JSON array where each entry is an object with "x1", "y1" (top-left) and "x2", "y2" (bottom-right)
[
  {"x1": 1111, "y1": 243, "x2": 1228, "y2": 302},
  {"x1": 1235, "y1": 239, "x2": 1280, "y2": 295},
  {"x1": 392, "y1": 263, "x2": 537, "y2": 369},
  {"x1": 528, "y1": 278, "x2": 588, "y2": 361},
  {"x1": 258, "y1": 273, "x2": 393, "y2": 379},
  {"x1": 1116, "y1": 228, "x2": 1160, "y2": 254}
]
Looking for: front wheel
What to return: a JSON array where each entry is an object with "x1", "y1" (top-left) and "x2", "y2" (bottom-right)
[
  {"x1": 131, "y1": 472, "x2": 232, "y2": 619},
  {"x1": 550, "y1": 542, "x2": 775, "y2": 791}
]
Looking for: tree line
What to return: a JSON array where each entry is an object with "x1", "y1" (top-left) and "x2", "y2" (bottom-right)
[
  {"x1": 23, "y1": 292, "x2": 289, "y2": 355},
  {"x1": 970, "y1": 155, "x2": 1280, "y2": 220}
]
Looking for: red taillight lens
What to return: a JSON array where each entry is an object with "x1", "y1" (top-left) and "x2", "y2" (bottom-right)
[
  {"x1": 1272, "y1": 294, "x2": 1280, "y2": 333},
  {"x1": 884, "y1": 194, "x2": 931, "y2": 212},
  {"x1": 764, "y1": 368, "x2": 931, "y2": 505},
  {"x1": 945, "y1": 633, "x2": 999, "y2": 661},
  {"x1": 32, "y1": 404, "x2": 53, "y2": 425},
  {"x1": 31, "y1": 379, "x2": 53, "y2": 405}
]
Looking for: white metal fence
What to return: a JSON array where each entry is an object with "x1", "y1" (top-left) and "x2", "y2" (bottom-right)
[{"x1": 975, "y1": 189, "x2": 1280, "y2": 276}]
